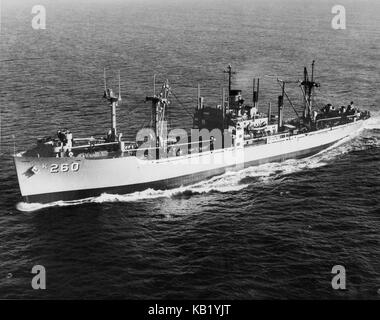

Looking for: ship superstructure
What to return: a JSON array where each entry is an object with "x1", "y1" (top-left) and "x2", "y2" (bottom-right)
[{"x1": 13, "y1": 62, "x2": 371, "y2": 203}]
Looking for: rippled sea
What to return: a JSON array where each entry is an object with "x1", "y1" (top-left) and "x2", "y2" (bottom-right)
[{"x1": 0, "y1": 0, "x2": 379, "y2": 299}]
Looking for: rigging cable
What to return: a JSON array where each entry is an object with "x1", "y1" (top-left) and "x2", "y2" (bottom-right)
[{"x1": 170, "y1": 89, "x2": 195, "y2": 121}]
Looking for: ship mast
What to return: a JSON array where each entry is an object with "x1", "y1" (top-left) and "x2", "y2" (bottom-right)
[
  {"x1": 224, "y1": 64, "x2": 236, "y2": 101},
  {"x1": 301, "y1": 60, "x2": 320, "y2": 119},
  {"x1": 103, "y1": 69, "x2": 122, "y2": 141},
  {"x1": 146, "y1": 79, "x2": 171, "y2": 151}
]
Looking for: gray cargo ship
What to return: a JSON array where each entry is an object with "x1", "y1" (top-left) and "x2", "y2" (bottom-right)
[{"x1": 13, "y1": 62, "x2": 371, "y2": 203}]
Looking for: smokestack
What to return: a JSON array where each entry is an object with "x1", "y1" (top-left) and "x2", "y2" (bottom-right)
[
  {"x1": 256, "y1": 78, "x2": 260, "y2": 110},
  {"x1": 197, "y1": 84, "x2": 200, "y2": 109},
  {"x1": 268, "y1": 102, "x2": 271, "y2": 123},
  {"x1": 278, "y1": 95, "x2": 283, "y2": 130},
  {"x1": 252, "y1": 78, "x2": 260, "y2": 110}
]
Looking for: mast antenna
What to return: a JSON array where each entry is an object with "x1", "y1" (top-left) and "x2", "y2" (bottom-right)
[
  {"x1": 253, "y1": 78, "x2": 255, "y2": 106},
  {"x1": 153, "y1": 74, "x2": 156, "y2": 96},
  {"x1": 104, "y1": 67, "x2": 107, "y2": 92},
  {"x1": 118, "y1": 70, "x2": 122, "y2": 103}
]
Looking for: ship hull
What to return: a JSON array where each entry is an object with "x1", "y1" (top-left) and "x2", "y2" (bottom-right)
[
  {"x1": 21, "y1": 140, "x2": 337, "y2": 203},
  {"x1": 14, "y1": 121, "x2": 364, "y2": 204}
]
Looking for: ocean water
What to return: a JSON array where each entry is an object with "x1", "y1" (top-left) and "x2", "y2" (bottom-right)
[{"x1": 0, "y1": 0, "x2": 379, "y2": 299}]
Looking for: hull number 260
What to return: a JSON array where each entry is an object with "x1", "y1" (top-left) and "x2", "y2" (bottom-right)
[{"x1": 50, "y1": 163, "x2": 80, "y2": 173}]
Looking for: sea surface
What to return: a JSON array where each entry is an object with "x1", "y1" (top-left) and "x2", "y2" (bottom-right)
[{"x1": 0, "y1": 0, "x2": 379, "y2": 299}]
